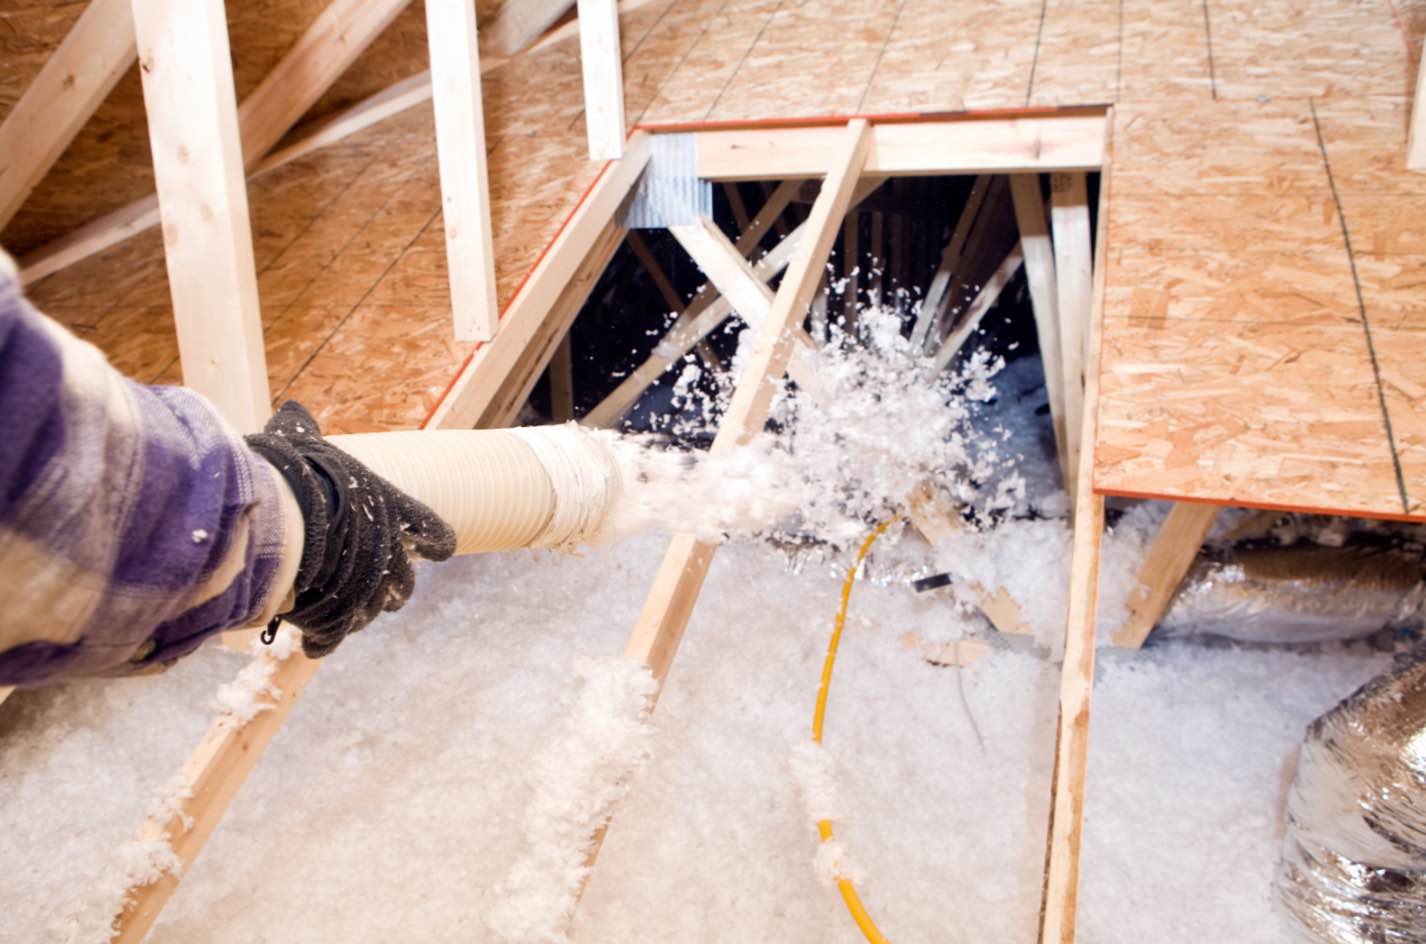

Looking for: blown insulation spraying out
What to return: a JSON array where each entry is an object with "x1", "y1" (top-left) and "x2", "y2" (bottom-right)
[{"x1": 1275, "y1": 654, "x2": 1426, "y2": 942}]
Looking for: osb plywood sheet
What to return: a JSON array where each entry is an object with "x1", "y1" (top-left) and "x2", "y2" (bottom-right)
[
  {"x1": 855, "y1": 0, "x2": 1042, "y2": 114},
  {"x1": 1029, "y1": 0, "x2": 1121, "y2": 107},
  {"x1": 702, "y1": 0, "x2": 904, "y2": 121},
  {"x1": 1208, "y1": 0, "x2": 1411, "y2": 101},
  {"x1": 1095, "y1": 318, "x2": 1404, "y2": 515},
  {"x1": 1100, "y1": 89, "x2": 1426, "y2": 518},
  {"x1": 1375, "y1": 327, "x2": 1426, "y2": 515}
]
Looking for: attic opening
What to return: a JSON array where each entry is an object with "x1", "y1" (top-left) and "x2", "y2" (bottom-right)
[{"x1": 527, "y1": 146, "x2": 1103, "y2": 524}]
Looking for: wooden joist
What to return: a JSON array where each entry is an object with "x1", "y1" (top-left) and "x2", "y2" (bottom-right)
[
  {"x1": 1038, "y1": 140, "x2": 1111, "y2": 944},
  {"x1": 1110, "y1": 502, "x2": 1221, "y2": 649},
  {"x1": 1410, "y1": 50, "x2": 1426, "y2": 171},
  {"x1": 130, "y1": 0, "x2": 269, "y2": 433},
  {"x1": 17, "y1": 0, "x2": 413, "y2": 285},
  {"x1": 425, "y1": 0, "x2": 499, "y2": 341},
  {"x1": 237, "y1": 0, "x2": 412, "y2": 168},
  {"x1": 575, "y1": 0, "x2": 626, "y2": 160},
  {"x1": 429, "y1": 132, "x2": 652, "y2": 429},
  {"x1": 0, "y1": 0, "x2": 136, "y2": 231},
  {"x1": 626, "y1": 119, "x2": 872, "y2": 684},
  {"x1": 581, "y1": 181, "x2": 803, "y2": 428},
  {"x1": 581, "y1": 224, "x2": 803, "y2": 428},
  {"x1": 486, "y1": 0, "x2": 574, "y2": 56},
  {"x1": 1010, "y1": 174, "x2": 1070, "y2": 497},
  {"x1": 668, "y1": 217, "x2": 819, "y2": 391},
  {"x1": 18, "y1": 0, "x2": 660, "y2": 287},
  {"x1": 932, "y1": 243, "x2": 1024, "y2": 370},
  {"x1": 693, "y1": 114, "x2": 1108, "y2": 181},
  {"x1": 1050, "y1": 173, "x2": 1093, "y2": 504},
  {"x1": 910, "y1": 174, "x2": 992, "y2": 349},
  {"x1": 112, "y1": 649, "x2": 321, "y2": 943},
  {"x1": 549, "y1": 333, "x2": 575, "y2": 422}
]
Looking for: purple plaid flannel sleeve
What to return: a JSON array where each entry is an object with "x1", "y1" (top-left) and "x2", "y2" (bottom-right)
[{"x1": 0, "y1": 254, "x2": 302, "y2": 685}]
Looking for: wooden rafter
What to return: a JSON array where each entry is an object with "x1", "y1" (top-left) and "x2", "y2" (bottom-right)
[
  {"x1": 1050, "y1": 173, "x2": 1093, "y2": 503},
  {"x1": 581, "y1": 181, "x2": 802, "y2": 428},
  {"x1": 668, "y1": 217, "x2": 820, "y2": 391},
  {"x1": 430, "y1": 132, "x2": 652, "y2": 429},
  {"x1": 932, "y1": 243, "x2": 1024, "y2": 370},
  {"x1": 627, "y1": 119, "x2": 871, "y2": 683},
  {"x1": 1010, "y1": 173, "x2": 1070, "y2": 496},
  {"x1": 426, "y1": 0, "x2": 499, "y2": 341},
  {"x1": 18, "y1": 0, "x2": 662, "y2": 287},
  {"x1": 626, "y1": 231, "x2": 721, "y2": 369},
  {"x1": 1410, "y1": 50, "x2": 1426, "y2": 172},
  {"x1": 575, "y1": 0, "x2": 626, "y2": 160},
  {"x1": 0, "y1": 0, "x2": 136, "y2": 232},
  {"x1": 16, "y1": 0, "x2": 411, "y2": 285},
  {"x1": 910, "y1": 174, "x2": 993, "y2": 349},
  {"x1": 1110, "y1": 502, "x2": 1221, "y2": 650},
  {"x1": 486, "y1": 0, "x2": 574, "y2": 56},
  {"x1": 130, "y1": 0, "x2": 268, "y2": 433},
  {"x1": 1037, "y1": 152, "x2": 1110, "y2": 944},
  {"x1": 237, "y1": 0, "x2": 412, "y2": 167},
  {"x1": 694, "y1": 114, "x2": 1108, "y2": 181}
]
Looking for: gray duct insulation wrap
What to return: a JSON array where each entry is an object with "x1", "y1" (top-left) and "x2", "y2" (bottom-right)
[
  {"x1": 327, "y1": 426, "x2": 621, "y2": 555},
  {"x1": 1276, "y1": 654, "x2": 1426, "y2": 942},
  {"x1": 1158, "y1": 546, "x2": 1426, "y2": 645}
]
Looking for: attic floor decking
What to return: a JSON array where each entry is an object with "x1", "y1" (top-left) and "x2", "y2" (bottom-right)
[{"x1": 15, "y1": 0, "x2": 1426, "y2": 518}]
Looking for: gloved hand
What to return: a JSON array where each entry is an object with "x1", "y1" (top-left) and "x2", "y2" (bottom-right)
[{"x1": 244, "y1": 402, "x2": 456, "y2": 658}]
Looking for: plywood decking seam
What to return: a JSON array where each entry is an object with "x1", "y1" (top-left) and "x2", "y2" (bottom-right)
[{"x1": 1309, "y1": 98, "x2": 1410, "y2": 514}]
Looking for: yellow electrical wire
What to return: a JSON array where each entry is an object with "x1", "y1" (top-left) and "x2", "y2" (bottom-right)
[{"x1": 811, "y1": 516, "x2": 900, "y2": 944}]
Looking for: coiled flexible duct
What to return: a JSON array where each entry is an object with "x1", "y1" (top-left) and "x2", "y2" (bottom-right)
[
  {"x1": 1275, "y1": 654, "x2": 1426, "y2": 942},
  {"x1": 328, "y1": 426, "x2": 622, "y2": 555}
]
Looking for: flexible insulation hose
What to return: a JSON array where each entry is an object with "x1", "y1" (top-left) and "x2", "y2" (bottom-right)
[
  {"x1": 811, "y1": 516, "x2": 900, "y2": 944},
  {"x1": 328, "y1": 426, "x2": 621, "y2": 555}
]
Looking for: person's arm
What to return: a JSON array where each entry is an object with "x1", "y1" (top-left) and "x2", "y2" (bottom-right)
[{"x1": 0, "y1": 253, "x2": 307, "y2": 685}]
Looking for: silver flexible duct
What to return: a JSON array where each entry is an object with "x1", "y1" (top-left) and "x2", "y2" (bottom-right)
[
  {"x1": 1158, "y1": 546, "x2": 1426, "y2": 645},
  {"x1": 1275, "y1": 655, "x2": 1426, "y2": 942}
]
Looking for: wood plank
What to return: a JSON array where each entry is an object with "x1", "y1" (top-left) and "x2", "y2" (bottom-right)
[
  {"x1": 0, "y1": 0, "x2": 136, "y2": 230},
  {"x1": 1050, "y1": 172, "x2": 1093, "y2": 502},
  {"x1": 1038, "y1": 149, "x2": 1110, "y2": 944},
  {"x1": 668, "y1": 216, "x2": 820, "y2": 391},
  {"x1": 1410, "y1": 50, "x2": 1426, "y2": 172},
  {"x1": 428, "y1": 132, "x2": 651, "y2": 429},
  {"x1": 112, "y1": 649, "x2": 321, "y2": 943},
  {"x1": 130, "y1": 0, "x2": 268, "y2": 433},
  {"x1": 18, "y1": 0, "x2": 414, "y2": 286},
  {"x1": 425, "y1": 0, "x2": 498, "y2": 341},
  {"x1": 841, "y1": 209, "x2": 859, "y2": 327},
  {"x1": 1110, "y1": 502, "x2": 1221, "y2": 650},
  {"x1": 626, "y1": 119, "x2": 872, "y2": 683},
  {"x1": 18, "y1": 0, "x2": 660, "y2": 287},
  {"x1": 236, "y1": 0, "x2": 411, "y2": 168},
  {"x1": 549, "y1": 332, "x2": 574, "y2": 422},
  {"x1": 911, "y1": 174, "x2": 992, "y2": 349},
  {"x1": 932, "y1": 244, "x2": 1023, "y2": 370},
  {"x1": 693, "y1": 114, "x2": 1108, "y2": 181},
  {"x1": 581, "y1": 181, "x2": 810, "y2": 429},
  {"x1": 1011, "y1": 173, "x2": 1069, "y2": 497},
  {"x1": 481, "y1": 219, "x2": 626, "y2": 427},
  {"x1": 581, "y1": 222, "x2": 804, "y2": 429},
  {"x1": 576, "y1": 0, "x2": 626, "y2": 160},
  {"x1": 487, "y1": 0, "x2": 574, "y2": 56}
]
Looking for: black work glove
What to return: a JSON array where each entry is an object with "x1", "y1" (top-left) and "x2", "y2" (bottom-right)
[{"x1": 244, "y1": 402, "x2": 456, "y2": 658}]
